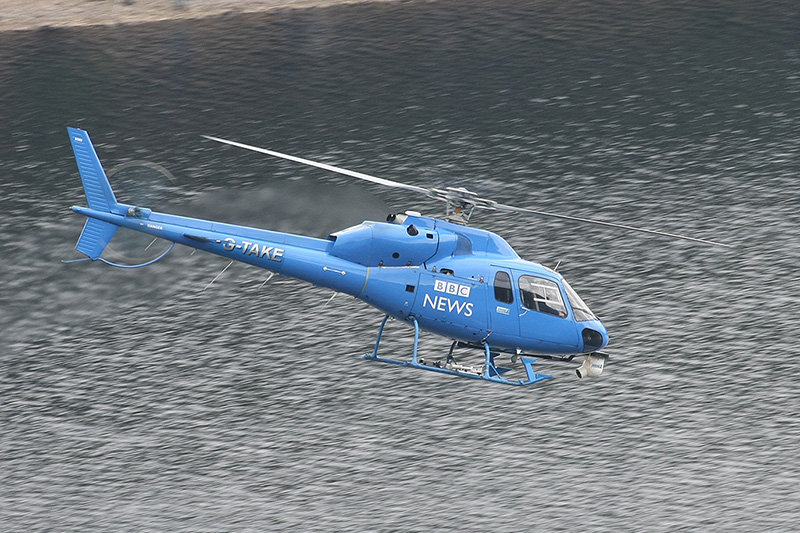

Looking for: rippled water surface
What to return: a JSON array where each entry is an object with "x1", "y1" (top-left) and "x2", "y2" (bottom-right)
[{"x1": 2, "y1": 1, "x2": 799, "y2": 530}]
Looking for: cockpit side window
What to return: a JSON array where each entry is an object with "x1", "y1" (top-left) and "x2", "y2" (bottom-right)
[
  {"x1": 519, "y1": 275, "x2": 567, "y2": 318},
  {"x1": 493, "y1": 271, "x2": 514, "y2": 304}
]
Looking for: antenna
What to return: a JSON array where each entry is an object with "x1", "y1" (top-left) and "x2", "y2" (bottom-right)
[{"x1": 204, "y1": 260, "x2": 233, "y2": 291}]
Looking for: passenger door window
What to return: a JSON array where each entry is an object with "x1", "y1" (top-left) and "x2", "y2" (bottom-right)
[{"x1": 493, "y1": 271, "x2": 514, "y2": 304}]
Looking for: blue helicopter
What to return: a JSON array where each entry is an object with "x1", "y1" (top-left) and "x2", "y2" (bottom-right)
[{"x1": 65, "y1": 127, "x2": 729, "y2": 386}]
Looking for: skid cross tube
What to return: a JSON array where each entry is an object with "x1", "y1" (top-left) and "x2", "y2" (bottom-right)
[{"x1": 364, "y1": 315, "x2": 552, "y2": 386}]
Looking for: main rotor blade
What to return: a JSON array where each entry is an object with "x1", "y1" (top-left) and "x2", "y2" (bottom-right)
[
  {"x1": 203, "y1": 134, "x2": 731, "y2": 247},
  {"x1": 202, "y1": 135, "x2": 430, "y2": 196},
  {"x1": 488, "y1": 202, "x2": 733, "y2": 248}
]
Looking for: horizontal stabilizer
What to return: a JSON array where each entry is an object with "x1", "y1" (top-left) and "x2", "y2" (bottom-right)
[
  {"x1": 68, "y1": 127, "x2": 118, "y2": 211},
  {"x1": 75, "y1": 218, "x2": 119, "y2": 260}
]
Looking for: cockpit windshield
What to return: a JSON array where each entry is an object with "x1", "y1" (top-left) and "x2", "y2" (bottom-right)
[{"x1": 562, "y1": 280, "x2": 597, "y2": 321}]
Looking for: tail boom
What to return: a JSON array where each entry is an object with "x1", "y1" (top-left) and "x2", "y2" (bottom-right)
[{"x1": 66, "y1": 128, "x2": 370, "y2": 298}]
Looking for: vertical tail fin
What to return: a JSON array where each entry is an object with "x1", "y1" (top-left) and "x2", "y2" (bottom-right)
[
  {"x1": 68, "y1": 127, "x2": 118, "y2": 211},
  {"x1": 75, "y1": 218, "x2": 119, "y2": 260},
  {"x1": 68, "y1": 127, "x2": 120, "y2": 259}
]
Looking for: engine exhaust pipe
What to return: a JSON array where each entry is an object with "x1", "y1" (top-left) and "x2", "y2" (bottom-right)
[{"x1": 576, "y1": 352, "x2": 609, "y2": 379}]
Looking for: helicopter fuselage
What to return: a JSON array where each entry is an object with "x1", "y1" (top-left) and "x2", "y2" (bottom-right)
[{"x1": 72, "y1": 201, "x2": 609, "y2": 356}]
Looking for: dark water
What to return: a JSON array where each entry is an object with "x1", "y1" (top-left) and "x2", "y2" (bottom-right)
[{"x1": 2, "y1": 0, "x2": 799, "y2": 530}]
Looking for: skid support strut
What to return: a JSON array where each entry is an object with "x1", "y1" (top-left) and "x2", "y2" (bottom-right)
[{"x1": 364, "y1": 315, "x2": 552, "y2": 386}]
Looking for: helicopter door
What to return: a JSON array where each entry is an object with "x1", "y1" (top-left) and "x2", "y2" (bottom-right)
[
  {"x1": 489, "y1": 270, "x2": 520, "y2": 342},
  {"x1": 514, "y1": 272, "x2": 581, "y2": 352}
]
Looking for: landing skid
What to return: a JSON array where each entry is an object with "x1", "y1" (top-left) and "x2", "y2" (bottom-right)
[{"x1": 363, "y1": 315, "x2": 552, "y2": 386}]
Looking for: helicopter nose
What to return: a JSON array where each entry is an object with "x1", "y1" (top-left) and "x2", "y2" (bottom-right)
[{"x1": 581, "y1": 321, "x2": 609, "y2": 352}]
